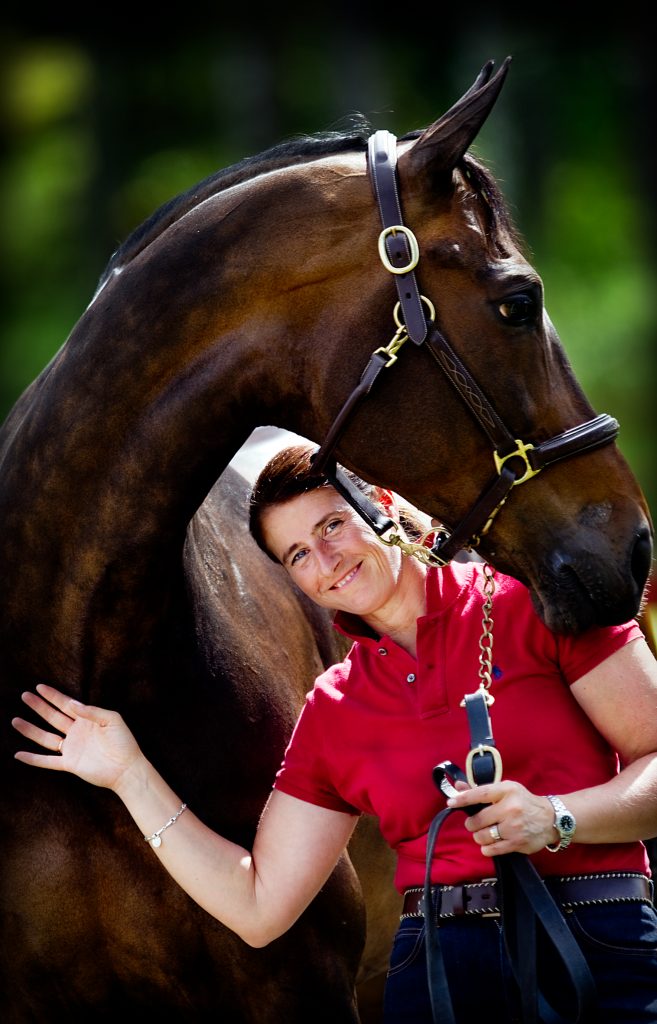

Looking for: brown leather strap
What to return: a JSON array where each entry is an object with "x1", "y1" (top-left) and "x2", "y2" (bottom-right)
[
  {"x1": 367, "y1": 130, "x2": 428, "y2": 345},
  {"x1": 425, "y1": 327, "x2": 516, "y2": 451},
  {"x1": 528, "y1": 414, "x2": 620, "y2": 472},
  {"x1": 402, "y1": 873, "x2": 653, "y2": 920},
  {"x1": 425, "y1": 327, "x2": 620, "y2": 467},
  {"x1": 430, "y1": 466, "x2": 516, "y2": 565},
  {"x1": 313, "y1": 350, "x2": 389, "y2": 475},
  {"x1": 403, "y1": 881, "x2": 500, "y2": 918}
]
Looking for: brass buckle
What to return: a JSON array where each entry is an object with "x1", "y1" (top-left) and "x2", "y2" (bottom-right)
[
  {"x1": 465, "y1": 744, "x2": 503, "y2": 787},
  {"x1": 494, "y1": 440, "x2": 541, "y2": 487},
  {"x1": 378, "y1": 225, "x2": 420, "y2": 275}
]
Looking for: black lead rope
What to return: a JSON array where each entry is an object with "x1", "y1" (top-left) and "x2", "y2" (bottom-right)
[{"x1": 423, "y1": 690, "x2": 597, "y2": 1024}]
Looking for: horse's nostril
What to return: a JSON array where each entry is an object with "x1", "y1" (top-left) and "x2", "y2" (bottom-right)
[{"x1": 631, "y1": 527, "x2": 653, "y2": 596}]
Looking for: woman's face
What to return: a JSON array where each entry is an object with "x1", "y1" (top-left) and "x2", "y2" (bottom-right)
[{"x1": 260, "y1": 486, "x2": 403, "y2": 618}]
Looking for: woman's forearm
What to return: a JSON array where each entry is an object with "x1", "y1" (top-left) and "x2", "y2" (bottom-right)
[
  {"x1": 114, "y1": 755, "x2": 266, "y2": 944},
  {"x1": 563, "y1": 753, "x2": 657, "y2": 846},
  {"x1": 449, "y1": 754, "x2": 657, "y2": 857},
  {"x1": 12, "y1": 687, "x2": 357, "y2": 947}
]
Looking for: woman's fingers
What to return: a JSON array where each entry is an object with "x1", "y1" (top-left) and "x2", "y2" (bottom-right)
[
  {"x1": 21, "y1": 686, "x2": 77, "y2": 733},
  {"x1": 475, "y1": 822, "x2": 510, "y2": 856},
  {"x1": 35, "y1": 682, "x2": 81, "y2": 718},
  {"x1": 12, "y1": 715, "x2": 63, "y2": 752},
  {"x1": 12, "y1": 715, "x2": 69, "y2": 770},
  {"x1": 14, "y1": 748, "x2": 69, "y2": 770},
  {"x1": 13, "y1": 686, "x2": 140, "y2": 790}
]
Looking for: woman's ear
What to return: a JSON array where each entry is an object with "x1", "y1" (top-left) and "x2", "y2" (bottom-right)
[{"x1": 374, "y1": 488, "x2": 399, "y2": 522}]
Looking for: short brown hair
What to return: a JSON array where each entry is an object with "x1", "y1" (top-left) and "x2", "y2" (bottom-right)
[
  {"x1": 248, "y1": 444, "x2": 426, "y2": 563},
  {"x1": 248, "y1": 445, "x2": 333, "y2": 561}
]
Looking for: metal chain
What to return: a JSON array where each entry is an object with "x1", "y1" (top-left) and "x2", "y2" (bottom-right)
[{"x1": 477, "y1": 562, "x2": 496, "y2": 703}]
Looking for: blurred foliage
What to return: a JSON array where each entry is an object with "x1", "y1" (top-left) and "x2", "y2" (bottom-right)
[{"x1": 0, "y1": 10, "x2": 655, "y2": 516}]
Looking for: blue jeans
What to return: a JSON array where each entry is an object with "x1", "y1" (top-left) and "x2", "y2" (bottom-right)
[{"x1": 383, "y1": 902, "x2": 657, "y2": 1023}]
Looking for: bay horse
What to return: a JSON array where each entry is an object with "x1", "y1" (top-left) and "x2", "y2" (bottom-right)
[{"x1": 0, "y1": 59, "x2": 652, "y2": 1021}]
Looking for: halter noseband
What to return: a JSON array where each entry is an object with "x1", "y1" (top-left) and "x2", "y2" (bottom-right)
[{"x1": 312, "y1": 130, "x2": 619, "y2": 566}]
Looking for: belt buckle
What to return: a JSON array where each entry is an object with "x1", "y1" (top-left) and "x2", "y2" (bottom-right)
[
  {"x1": 442, "y1": 884, "x2": 501, "y2": 920},
  {"x1": 461, "y1": 882, "x2": 500, "y2": 920}
]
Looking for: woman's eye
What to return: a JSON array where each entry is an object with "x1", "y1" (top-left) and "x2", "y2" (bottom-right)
[
  {"x1": 290, "y1": 548, "x2": 308, "y2": 566},
  {"x1": 325, "y1": 518, "x2": 343, "y2": 535},
  {"x1": 497, "y1": 293, "x2": 538, "y2": 326}
]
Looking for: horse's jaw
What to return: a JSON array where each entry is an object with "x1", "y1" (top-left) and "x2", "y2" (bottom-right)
[{"x1": 485, "y1": 515, "x2": 653, "y2": 636}]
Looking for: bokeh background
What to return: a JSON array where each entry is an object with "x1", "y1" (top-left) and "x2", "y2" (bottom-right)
[{"x1": 1, "y1": 10, "x2": 655, "y2": 516}]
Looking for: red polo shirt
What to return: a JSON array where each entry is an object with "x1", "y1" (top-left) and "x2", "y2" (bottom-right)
[{"x1": 274, "y1": 562, "x2": 648, "y2": 891}]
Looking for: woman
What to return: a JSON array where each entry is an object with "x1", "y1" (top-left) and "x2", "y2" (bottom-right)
[{"x1": 12, "y1": 444, "x2": 657, "y2": 1023}]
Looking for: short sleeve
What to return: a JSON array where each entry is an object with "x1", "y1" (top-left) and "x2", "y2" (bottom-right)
[
  {"x1": 273, "y1": 691, "x2": 360, "y2": 816},
  {"x1": 556, "y1": 619, "x2": 644, "y2": 685}
]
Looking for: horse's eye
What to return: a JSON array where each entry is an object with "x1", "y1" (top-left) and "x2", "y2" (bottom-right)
[{"x1": 497, "y1": 293, "x2": 538, "y2": 325}]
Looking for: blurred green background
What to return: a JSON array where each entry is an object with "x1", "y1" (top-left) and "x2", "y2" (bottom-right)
[{"x1": 1, "y1": 11, "x2": 655, "y2": 514}]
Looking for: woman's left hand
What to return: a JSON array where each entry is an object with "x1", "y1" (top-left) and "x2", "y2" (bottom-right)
[{"x1": 447, "y1": 780, "x2": 555, "y2": 856}]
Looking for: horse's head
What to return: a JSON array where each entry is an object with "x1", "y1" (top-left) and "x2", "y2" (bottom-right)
[
  {"x1": 1, "y1": 59, "x2": 649, "y2": 652},
  {"x1": 321, "y1": 59, "x2": 652, "y2": 635}
]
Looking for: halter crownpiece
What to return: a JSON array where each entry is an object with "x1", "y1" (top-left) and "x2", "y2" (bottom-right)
[{"x1": 312, "y1": 129, "x2": 619, "y2": 565}]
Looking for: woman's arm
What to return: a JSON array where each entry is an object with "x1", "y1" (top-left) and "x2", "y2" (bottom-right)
[
  {"x1": 559, "y1": 634, "x2": 657, "y2": 843},
  {"x1": 445, "y1": 636, "x2": 657, "y2": 856},
  {"x1": 12, "y1": 684, "x2": 358, "y2": 947}
]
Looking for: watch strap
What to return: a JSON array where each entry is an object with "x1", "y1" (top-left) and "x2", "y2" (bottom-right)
[{"x1": 545, "y1": 794, "x2": 576, "y2": 852}]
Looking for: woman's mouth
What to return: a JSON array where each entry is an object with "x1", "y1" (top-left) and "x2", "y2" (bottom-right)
[{"x1": 331, "y1": 563, "x2": 362, "y2": 591}]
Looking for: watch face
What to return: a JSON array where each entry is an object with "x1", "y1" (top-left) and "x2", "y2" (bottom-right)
[{"x1": 559, "y1": 814, "x2": 576, "y2": 835}]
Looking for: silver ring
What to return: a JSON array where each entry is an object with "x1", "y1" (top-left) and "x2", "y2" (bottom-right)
[
  {"x1": 57, "y1": 738, "x2": 64, "y2": 753},
  {"x1": 489, "y1": 824, "x2": 501, "y2": 842}
]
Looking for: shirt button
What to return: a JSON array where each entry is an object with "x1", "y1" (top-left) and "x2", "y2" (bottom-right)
[
  {"x1": 406, "y1": 673, "x2": 416, "y2": 683},
  {"x1": 378, "y1": 647, "x2": 388, "y2": 656}
]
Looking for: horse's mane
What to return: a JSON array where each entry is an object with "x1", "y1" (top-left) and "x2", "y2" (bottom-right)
[{"x1": 95, "y1": 117, "x2": 518, "y2": 292}]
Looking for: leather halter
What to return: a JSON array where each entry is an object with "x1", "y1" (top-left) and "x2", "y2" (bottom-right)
[{"x1": 312, "y1": 130, "x2": 619, "y2": 565}]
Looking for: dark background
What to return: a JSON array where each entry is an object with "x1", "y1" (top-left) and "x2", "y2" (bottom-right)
[{"x1": 1, "y1": 9, "x2": 655, "y2": 513}]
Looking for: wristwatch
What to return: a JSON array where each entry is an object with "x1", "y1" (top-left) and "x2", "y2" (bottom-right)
[{"x1": 545, "y1": 795, "x2": 576, "y2": 852}]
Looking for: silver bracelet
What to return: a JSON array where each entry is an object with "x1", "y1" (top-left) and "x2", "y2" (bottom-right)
[{"x1": 144, "y1": 802, "x2": 187, "y2": 848}]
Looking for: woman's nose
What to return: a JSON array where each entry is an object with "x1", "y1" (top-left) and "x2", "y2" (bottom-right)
[{"x1": 316, "y1": 540, "x2": 341, "y2": 575}]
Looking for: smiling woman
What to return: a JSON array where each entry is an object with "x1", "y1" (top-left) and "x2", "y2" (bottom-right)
[
  {"x1": 13, "y1": 441, "x2": 657, "y2": 1023},
  {"x1": 250, "y1": 444, "x2": 429, "y2": 655}
]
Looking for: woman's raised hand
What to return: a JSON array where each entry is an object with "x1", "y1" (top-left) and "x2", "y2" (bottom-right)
[{"x1": 12, "y1": 683, "x2": 144, "y2": 792}]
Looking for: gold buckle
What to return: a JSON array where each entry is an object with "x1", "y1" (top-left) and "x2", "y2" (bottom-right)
[
  {"x1": 494, "y1": 439, "x2": 541, "y2": 487},
  {"x1": 378, "y1": 225, "x2": 420, "y2": 275},
  {"x1": 465, "y1": 744, "x2": 503, "y2": 787}
]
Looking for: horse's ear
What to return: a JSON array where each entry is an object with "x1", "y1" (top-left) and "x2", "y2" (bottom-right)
[{"x1": 399, "y1": 57, "x2": 512, "y2": 184}]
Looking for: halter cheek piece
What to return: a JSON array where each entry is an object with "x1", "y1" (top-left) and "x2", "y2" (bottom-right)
[{"x1": 312, "y1": 130, "x2": 619, "y2": 564}]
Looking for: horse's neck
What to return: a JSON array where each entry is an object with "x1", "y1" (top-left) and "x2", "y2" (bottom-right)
[
  {"x1": 0, "y1": 339, "x2": 253, "y2": 681},
  {"x1": 0, "y1": 158, "x2": 377, "y2": 676}
]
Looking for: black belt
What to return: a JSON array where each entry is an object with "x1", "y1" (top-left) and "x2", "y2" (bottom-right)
[{"x1": 402, "y1": 872, "x2": 653, "y2": 920}]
